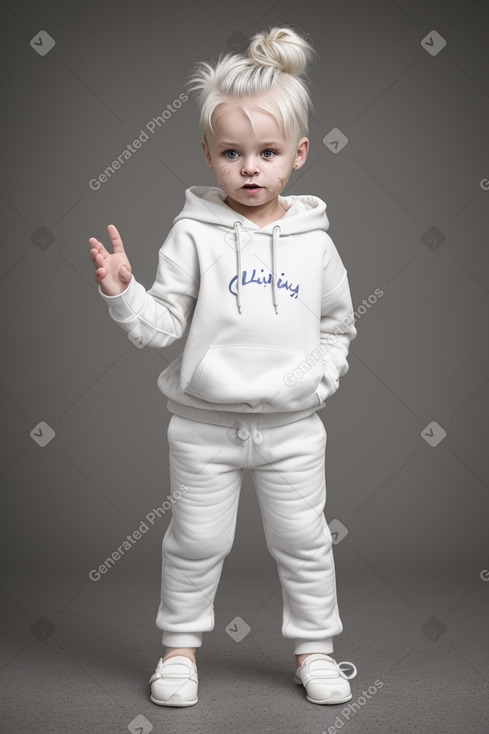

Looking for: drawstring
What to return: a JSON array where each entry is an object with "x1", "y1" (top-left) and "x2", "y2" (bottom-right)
[
  {"x1": 232, "y1": 221, "x2": 281, "y2": 315},
  {"x1": 234, "y1": 221, "x2": 243, "y2": 314},
  {"x1": 236, "y1": 420, "x2": 263, "y2": 445},
  {"x1": 272, "y1": 226, "x2": 280, "y2": 314}
]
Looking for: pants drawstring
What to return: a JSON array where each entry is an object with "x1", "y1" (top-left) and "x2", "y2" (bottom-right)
[{"x1": 236, "y1": 418, "x2": 263, "y2": 445}]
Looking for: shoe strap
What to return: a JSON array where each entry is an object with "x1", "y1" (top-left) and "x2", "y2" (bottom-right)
[{"x1": 300, "y1": 654, "x2": 349, "y2": 679}]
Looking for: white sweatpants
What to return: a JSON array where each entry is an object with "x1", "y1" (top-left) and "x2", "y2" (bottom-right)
[{"x1": 155, "y1": 411, "x2": 343, "y2": 656}]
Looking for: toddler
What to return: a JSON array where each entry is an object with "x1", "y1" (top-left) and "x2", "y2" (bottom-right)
[{"x1": 89, "y1": 25, "x2": 357, "y2": 707}]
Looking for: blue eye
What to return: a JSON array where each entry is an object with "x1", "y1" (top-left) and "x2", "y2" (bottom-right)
[{"x1": 222, "y1": 149, "x2": 277, "y2": 160}]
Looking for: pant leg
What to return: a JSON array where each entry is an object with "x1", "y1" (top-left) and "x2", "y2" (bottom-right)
[
  {"x1": 250, "y1": 412, "x2": 343, "y2": 656},
  {"x1": 156, "y1": 415, "x2": 244, "y2": 649}
]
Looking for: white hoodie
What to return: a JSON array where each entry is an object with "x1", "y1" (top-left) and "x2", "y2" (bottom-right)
[{"x1": 99, "y1": 186, "x2": 357, "y2": 427}]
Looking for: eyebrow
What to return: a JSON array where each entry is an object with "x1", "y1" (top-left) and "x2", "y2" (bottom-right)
[{"x1": 217, "y1": 141, "x2": 282, "y2": 148}]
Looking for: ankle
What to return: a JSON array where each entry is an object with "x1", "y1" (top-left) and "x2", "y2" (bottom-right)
[
  {"x1": 296, "y1": 651, "x2": 332, "y2": 668},
  {"x1": 163, "y1": 646, "x2": 197, "y2": 663}
]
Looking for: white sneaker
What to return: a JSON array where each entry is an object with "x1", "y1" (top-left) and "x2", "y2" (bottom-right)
[
  {"x1": 294, "y1": 653, "x2": 352, "y2": 705},
  {"x1": 149, "y1": 655, "x2": 198, "y2": 707}
]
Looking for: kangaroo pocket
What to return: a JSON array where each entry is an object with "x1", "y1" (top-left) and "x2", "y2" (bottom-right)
[{"x1": 184, "y1": 344, "x2": 323, "y2": 409}]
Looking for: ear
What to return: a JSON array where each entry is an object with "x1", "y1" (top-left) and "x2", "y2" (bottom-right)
[
  {"x1": 202, "y1": 139, "x2": 213, "y2": 169},
  {"x1": 293, "y1": 137, "x2": 309, "y2": 170}
]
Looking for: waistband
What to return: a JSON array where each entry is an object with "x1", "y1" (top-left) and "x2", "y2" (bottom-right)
[{"x1": 166, "y1": 399, "x2": 319, "y2": 429}]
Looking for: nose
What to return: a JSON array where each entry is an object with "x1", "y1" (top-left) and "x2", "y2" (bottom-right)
[{"x1": 241, "y1": 157, "x2": 259, "y2": 176}]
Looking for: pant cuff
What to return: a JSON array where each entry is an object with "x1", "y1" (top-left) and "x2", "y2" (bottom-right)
[
  {"x1": 162, "y1": 631, "x2": 203, "y2": 649},
  {"x1": 294, "y1": 637, "x2": 334, "y2": 655}
]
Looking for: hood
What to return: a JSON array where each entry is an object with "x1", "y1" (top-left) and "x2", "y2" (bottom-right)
[{"x1": 173, "y1": 185, "x2": 330, "y2": 314}]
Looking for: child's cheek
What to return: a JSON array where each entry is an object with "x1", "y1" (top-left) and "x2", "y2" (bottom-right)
[
  {"x1": 215, "y1": 165, "x2": 234, "y2": 188},
  {"x1": 218, "y1": 167, "x2": 236, "y2": 184}
]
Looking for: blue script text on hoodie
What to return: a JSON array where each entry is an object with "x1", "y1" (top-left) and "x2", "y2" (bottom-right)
[{"x1": 99, "y1": 186, "x2": 357, "y2": 427}]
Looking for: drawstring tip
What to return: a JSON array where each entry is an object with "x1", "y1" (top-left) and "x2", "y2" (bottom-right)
[
  {"x1": 274, "y1": 304, "x2": 279, "y2": 314},
  {"x1": 238, "y1": 304, "x2": 242, "y2": 314}
]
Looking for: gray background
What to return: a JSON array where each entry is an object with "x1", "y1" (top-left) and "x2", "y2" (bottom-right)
[{"x1": 1, "y1": 0, "x2": 488, "y2": 732}]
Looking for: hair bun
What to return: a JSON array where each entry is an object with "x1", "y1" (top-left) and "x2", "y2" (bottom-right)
[{"x1": 247, "y1": 26, "x2": 316, "y2": 76}]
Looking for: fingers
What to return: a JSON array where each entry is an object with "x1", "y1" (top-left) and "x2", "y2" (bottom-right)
[
  {"x1": 90, "y1": 247, "x2": 104, "y2": 268},
  {"x1": 119, "y1": 264, "x2": 131, "y2": 283},
  {"x1": 94, "y1": 266, "x2": 107, "y2": 284},
  {"x1": 89, "y1": 236, "x2": 110, "y2": 258},
  {"x1": 89, "y1": 226, "x2": 130, "y2": 289},
  {"x1": 107, "y1": 224, "x2": 125, "y2": 254},
  {"x1": 89, "y1": 225, "x2": 126, "y2": 257}
]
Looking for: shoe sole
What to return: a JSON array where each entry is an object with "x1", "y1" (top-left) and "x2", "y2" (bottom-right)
[
  {"x1": 304, "y1": 691, "x2": 353, "y2": 705},
  {"x1": 294, "y1": 677, "x2": 352, "y2": 705},
  {"x1": 150, "y1": 694, "x2": 198, "y2": 707}
]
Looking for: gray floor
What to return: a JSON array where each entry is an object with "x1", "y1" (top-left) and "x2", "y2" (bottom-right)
[{"x1": 2, "y1": 561, "x2": 488, "y2": 734}]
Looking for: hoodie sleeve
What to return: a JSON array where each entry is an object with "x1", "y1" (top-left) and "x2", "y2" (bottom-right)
[
  {"x1": 318, "y1": 235, "x2": 357, "y2": 401},
  {"x1": 98, "y1": 221, "x2": 198, "y2": 348}
]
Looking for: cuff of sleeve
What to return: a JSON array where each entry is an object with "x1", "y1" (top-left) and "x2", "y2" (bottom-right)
[
  {"x1": 98, "y1": 275, "x2": 146, "y2": 322},
  {"x1": 317, "y1": 370, "x2": 339, "y2": 402},
  {"x1": 317, "y1": 352, "x2": 342, "y2": 402}
]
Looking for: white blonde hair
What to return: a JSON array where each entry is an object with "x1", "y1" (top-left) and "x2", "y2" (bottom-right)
[{"x1": 186, "y1": 26, "x2": 318, "y2": 145}]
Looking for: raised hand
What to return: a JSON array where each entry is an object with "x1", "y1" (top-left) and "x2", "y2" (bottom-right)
[{"x1": 88, "y1": 224, "x2": 133, "y2": 296}]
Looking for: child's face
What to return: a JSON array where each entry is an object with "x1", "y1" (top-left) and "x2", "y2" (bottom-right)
[{"x1": 201, "y1": 97, "x2": 309, "y2": 214}]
